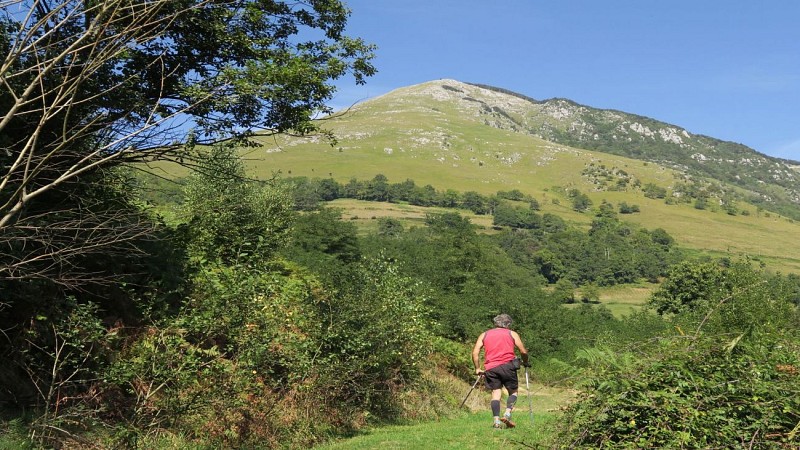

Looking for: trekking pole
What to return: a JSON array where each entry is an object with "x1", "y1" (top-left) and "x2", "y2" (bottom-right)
[
  {"x1": 525, "y1": 366, "x2": 534, "y2": 424},
  {"x1": 459, "y1": 374, "x2": 483, "y2": 408}
]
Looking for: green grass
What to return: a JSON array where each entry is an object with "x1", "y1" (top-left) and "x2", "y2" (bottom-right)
[
  {"x1": 314, "y1": 381, "x2": 574, "y2": 449},
  {"x1": 599, "y1": 282, "x2": 656, "y2": 317},
  {"x1": 249, "y1": 104, "x2": 800, "y2": 274},
  {"x1": 326, "y1": 199, "x2": 496, "y2": 234},
  {"x1": 564, "y1": 282, "x2": 656, "y2": 318},
  {"x1": 315, "y1": 413, "x2": 556, "y2": 450},
  {"x1": 0, "y1": 435, "x2": 30, "y2": 450}
]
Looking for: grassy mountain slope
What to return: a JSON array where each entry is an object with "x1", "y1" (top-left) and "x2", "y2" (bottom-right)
[
  {"x1": 468, "y1": 82, "x2": 800, "y2": 220},
  {"x1": 146, "y1": 79, "x2": 800, "y2": 273}
]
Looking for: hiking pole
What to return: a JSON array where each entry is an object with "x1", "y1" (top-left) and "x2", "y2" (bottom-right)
[
  {"x1": 459, "y1": 374, "x2": 483, "y2": 408},
  {"x1": 525, "y1": 366, "x2": 533, "y2": 424}
]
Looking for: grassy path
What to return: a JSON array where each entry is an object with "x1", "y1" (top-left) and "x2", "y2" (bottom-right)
[
  {"x1": 315, "y1": 384, "x2": 573, "y2": 449},
  {"x1": 315, "y1": 412, "x2": 556, "y2": 450}
]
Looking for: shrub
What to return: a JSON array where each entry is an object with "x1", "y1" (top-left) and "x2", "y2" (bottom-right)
[
  {"x1": 319, "y1": 256, "x2": 435, "y2": 416},
  {"x1": 555, "y1": 263, "x2": 800, "y2": 448},
  {"x1": 557, "y1": 335, "x2": 800, "y2": 448}
]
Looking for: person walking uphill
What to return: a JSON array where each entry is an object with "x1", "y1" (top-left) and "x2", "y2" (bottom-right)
[{"x1": 472, "y1": 313, "x2": 529, "y2": 429}]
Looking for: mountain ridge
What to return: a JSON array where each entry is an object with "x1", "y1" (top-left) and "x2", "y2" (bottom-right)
[
  {"x1": 353, "y1": 79, "x2": 800, "y2": 220},
  {"x1": 468, "y1": 80, "x2": 797, "y2": 164}
]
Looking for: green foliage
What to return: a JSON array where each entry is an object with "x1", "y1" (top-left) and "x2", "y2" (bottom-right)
[
  {"x1": 552, "y1": 278, "x2": 576, "y2": 303},
  {"x1": 492, "y1": 202, "x2": 542, "y2": 229},
  {"x1": 568, "y1": 189, "x2": 593, "y2": 212},
  {"x1": 108, "y1": 259, "x2": 352, "y2": 448},
  {"x1": 106, "y1": 326, "x2": 227, "y2": 433},
  {"x1": 618, "y1": 201, "x2": 640, "y2": 214},
  {"x1": 497, "y1": 217, "x2": 680, "y2": 287},
  {"x1": 284, "y1": 207, "x2": 361, "y2": 267},
  {"x1": 557, "y1": 263, "x2": 800, "y2": 448},
  {"x1": 461, "y1": 191, "x2": 490, "y2": 214},
  {"x1": 377, "y1": 217, "x2": 404, "y2": 237},
  {"x1": 648, "y1": 260, "x2": 726, "y2": 315},
  {"x1": 18, "y1": 300, "x2": 114, "y2": 445},
  {"x1": 319, "y1": 256, "x2": 435, "y2": 413},
  {"x1": 107, "y1": 250, "x2": 439, "y2": 446},
  {"x1": 286, "y1": 176, "x2": 325, "y2": 211},
  {"x1": 496, "y1": 189, "x2": 525, "y2": 201},
  {"x1": 359, "y1": 213, "x2": 624, "y2": 364},
  {"x1": 580, "y1": 283, "x2": 601, "y2": 303},
  {"x1": 560, "y1": 335, "x2": 800, "y2": 448},
  {"x1": 180, "y1": 261, "x2": 324, "y2": 383},
  {"x1": 0, "y1": 0, "x2": 377, "y2": 299},
  {"x1": 181, "y1": 144, "x2": 294, "y2": 266},
  {"x1": 643, "y1": 183, "x2": 668, "y2": 199}
]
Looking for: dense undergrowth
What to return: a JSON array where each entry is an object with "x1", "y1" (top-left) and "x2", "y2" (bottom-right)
[{"x1": 554, "y1": 262, "x2": 800, "y2": 448}]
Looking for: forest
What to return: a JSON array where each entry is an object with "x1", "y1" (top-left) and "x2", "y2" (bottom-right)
[{"x1": 2, "y1": 1, "x2": 800, "y2": 448}]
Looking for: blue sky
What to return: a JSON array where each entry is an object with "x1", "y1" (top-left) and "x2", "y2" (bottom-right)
[{"x1": 332, "y1": 1, "x2": 800, "y2": 161}]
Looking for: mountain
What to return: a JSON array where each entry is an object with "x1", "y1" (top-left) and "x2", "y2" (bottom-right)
[
  {"x1": 465, "y1": 82, "x2": 800, "y2": 219},
  {"x1": 259, "y1": 79, "x2": 799, "y2": 215},
  {"x1": 190, "y1": 79, "x2": 800, "y2": 272}
]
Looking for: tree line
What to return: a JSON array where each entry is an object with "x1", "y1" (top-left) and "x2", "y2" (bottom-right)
[{"x1": 282, "y1": 175, "x2": 679, "y2": 288}]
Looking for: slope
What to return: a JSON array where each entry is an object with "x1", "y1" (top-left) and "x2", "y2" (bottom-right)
[
  {"x1": 242, "y1": 80, "x2": 800, "y2": 273},
  {"x1": 142, "y1": 80, "x2": 800, "y2": 273}
]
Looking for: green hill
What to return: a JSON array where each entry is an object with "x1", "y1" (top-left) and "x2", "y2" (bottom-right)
[{"x1": 149, "y1": 79, "x2": 800, "y2": 273}]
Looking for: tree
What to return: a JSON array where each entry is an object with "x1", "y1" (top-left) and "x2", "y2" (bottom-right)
[
  {"x1": 0, "y1": 0, "x2": 375, "y2": 284},
  {"x1": 648, "y1": 261, "x2": 725, "y2": 315},
  {"x1": 580, "y1": 283, "x2": 600, "y2": 303},
  {"x1": 288, "y1": 177, "x2": 323, "y2": 211},
  {"x1": 441, "y1": 189, "x2": 461, "y2": 208},
  {"x1": 317, "y1": 178, "x2": 343, "y2": 201},
  {"x1": 284, "y1": 207, "x2": 360, "y2": 266},
  {"x1": 462, "y1": 191, "x2": 488, "y2": 214},
  {"x1": 618, "y1": 201, "x2": 640, "y2": 214},
  {"x1": 568, "y1": 190, "x2": 593, "y2": 212},
  {"x1": 366, "y1": 174, "x2": 390, "y2": 201},
  {"x1": 410, "y1": 184, "x2": 438, "y2": 206},
  {"x1": 377, "y1": 217, "x2": 404, "y2": 237},
  {"x1": 343, "y1": 177, "x2": 365, "y2": 199},
  {"x1": 552, "y1": 277, "x2": 575, "y2": 303},
  {"x1": 643, "y1": 183, "x2": 667, "y2": 199},
  {"x1": 493, "y1": 203, "x2": 520, "y2": 228},
  {"x1": 181, "y1": 144, "x2": 294, "y2": 266}
]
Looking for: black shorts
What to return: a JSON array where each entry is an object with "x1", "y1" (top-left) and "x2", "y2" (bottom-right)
[{"x1": 484, "y1": 360, "x2": 519, "y2": 392}]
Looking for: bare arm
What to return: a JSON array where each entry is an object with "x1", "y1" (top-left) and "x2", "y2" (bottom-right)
[
  {"x1": 510, "y1": 330, "x2": 529, "y2": 366},
  {"x1": 472, "y1": 332, "x2": 485, "y2": 375}
]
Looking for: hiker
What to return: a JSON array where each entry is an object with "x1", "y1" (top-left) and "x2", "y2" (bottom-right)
[{"x1": 472, "y1": 313, "x2": 529, "y2": 429}]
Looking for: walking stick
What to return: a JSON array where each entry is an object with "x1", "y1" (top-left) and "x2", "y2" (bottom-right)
[
  {"x1": 525, "y1": 366, "x2": 534, "y2": 424},
  {"x1": 459, "y1": 374, "x2": 483, "y2": 408}
]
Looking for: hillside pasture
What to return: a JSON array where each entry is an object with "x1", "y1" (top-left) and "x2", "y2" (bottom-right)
[{"x1": 326, "y1": 199, "x2": 495, "y2": 233}]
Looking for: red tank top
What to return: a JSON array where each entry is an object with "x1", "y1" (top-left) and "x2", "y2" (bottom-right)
[{"x1": 483, "y1": 328, "x2": 515, "y2": 370}]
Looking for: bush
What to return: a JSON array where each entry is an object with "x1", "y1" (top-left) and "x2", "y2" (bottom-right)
[
  {"x1": 557, "y1": 335, "x2": 800, "y2": 448},
  {"x1": 320, "y1": 256, "x2": 435, "y2": 416},
  {"x1": 555, "y1": 263, "x2": 800, "y2": 448}
]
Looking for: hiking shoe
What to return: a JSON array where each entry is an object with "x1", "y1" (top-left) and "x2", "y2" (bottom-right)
[
  {"x1": 500, "y1": 416, "x2": 515, "y2": 428},
  {"x1": 492, "y1": 421, "x2": 503, "y2": 429}
]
